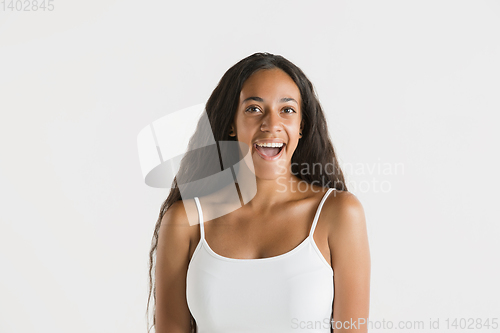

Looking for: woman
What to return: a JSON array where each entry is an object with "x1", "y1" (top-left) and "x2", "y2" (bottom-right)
[{"x1": 147, "y1": 53, "x2": 371, "y2": 332}]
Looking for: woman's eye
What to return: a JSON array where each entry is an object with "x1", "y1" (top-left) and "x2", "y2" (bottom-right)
[
  {"x1": 283, "y1": 107, "x2": 296, "y2": 114},
  {"x1": 246, "y1": 106, "x2": 262, "y2": 113}
]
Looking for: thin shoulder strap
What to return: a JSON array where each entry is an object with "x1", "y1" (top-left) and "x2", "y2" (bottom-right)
[
  {"x1": 309, "y1": 188, "x2": 336, "y2": 237},
  {"x1": 193, "y1": 197, "x2": 205, "y2": 240}
]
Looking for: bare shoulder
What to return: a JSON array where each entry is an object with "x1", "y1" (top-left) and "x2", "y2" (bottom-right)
[
  {"x1": 322, "y1": 190, "x2": 367, "y2": 235},
  {"x1": 323, "y1": 190, "x2": 370, "y2": 270},
  {"x1": 155, "y1": 199, "x2": 199, "y2": 331},
  {"x1": 161, "y1": 199, "x2": 197, "y2": 226},
  {"x1": 158, "y1": 199, "x2": 199, "y2": 253},
  {"x1": 322, "y1": 193, "x2": 370, "y2": 326}
]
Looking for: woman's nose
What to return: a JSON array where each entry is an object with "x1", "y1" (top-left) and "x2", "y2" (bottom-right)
[{"x1": 260, "y1": 110, "x2": 282, "y2": 133}]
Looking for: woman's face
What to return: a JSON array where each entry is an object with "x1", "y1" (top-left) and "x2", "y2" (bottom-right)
[{"x1": 231, "y1": 68, "x2": 303, "y2": 181}]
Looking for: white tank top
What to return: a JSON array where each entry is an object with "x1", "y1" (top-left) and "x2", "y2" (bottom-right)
[{"x1": 186, "y1": 188, "x2": 335, "y2": 333}]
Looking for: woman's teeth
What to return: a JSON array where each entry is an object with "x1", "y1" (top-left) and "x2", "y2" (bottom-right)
[
  {"x1": 255, "y1": 143, "x2": 284, "y2": 157},
  {"x1": 255, "y1": 142, "x2": 284, "y2": 148}
]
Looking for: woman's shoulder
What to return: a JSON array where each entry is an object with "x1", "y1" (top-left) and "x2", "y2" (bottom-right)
[
  {"x1": 162, "y1": 199, "x2": 198, "y2": 226},
  {"x1": 158, "y1": 199, "x2": 205, "y2": 261},
  {"x1": 321, "y1": 189, "x2": 366, "y2": 232},
  {"x1": 319, "y1": 189, "x2": 370, "y2": 272}
]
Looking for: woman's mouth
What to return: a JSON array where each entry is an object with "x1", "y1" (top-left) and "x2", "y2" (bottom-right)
[{"x1": 254, "y1": 143, "x2": 286, "y2": 161}]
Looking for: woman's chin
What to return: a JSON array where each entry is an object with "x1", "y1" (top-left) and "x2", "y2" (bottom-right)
[{"x1": 253, "y1": 162, "x2": 291, "y2": 182}]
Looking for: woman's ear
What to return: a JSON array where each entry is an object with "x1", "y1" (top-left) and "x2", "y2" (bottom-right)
[{"x1": 229, "y1": 124, "x2": 236, "y2": 137}]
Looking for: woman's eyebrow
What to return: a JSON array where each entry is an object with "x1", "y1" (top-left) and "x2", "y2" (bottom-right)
[
  {"x1": 241, "y1": 96, "x2": 264, "y2": 104},
  {"x1": 280, "y1": 97, "x2": 298, "y2": 104},
  {"x1": 241, "y1": 96, "x2": 298, "y2": 104}
]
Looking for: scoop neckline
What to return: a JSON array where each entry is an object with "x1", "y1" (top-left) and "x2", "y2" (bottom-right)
[
  {"x1": 201, "y1": 235, "x2": 312, "y2": 262},
  {"x1": 195, "y1": 188, "x2": 335, "y2": 263}
]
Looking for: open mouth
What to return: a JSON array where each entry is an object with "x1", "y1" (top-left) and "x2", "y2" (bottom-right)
[{"x1": 254, "y1": 143, "x2": 286, "y2": 159}]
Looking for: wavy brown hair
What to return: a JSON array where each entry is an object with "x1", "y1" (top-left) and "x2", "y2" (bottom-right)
[{"x1": 146, "y1": 52, "x2": 348, "y2": 333}]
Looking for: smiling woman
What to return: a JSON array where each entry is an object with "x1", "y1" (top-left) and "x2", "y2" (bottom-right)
[
  {"x1": 147, "y1": 53, "x2": 371, "y2": 333},
  {"x1": 233, "y1": 68, "x2": 302, "y2": 169}
]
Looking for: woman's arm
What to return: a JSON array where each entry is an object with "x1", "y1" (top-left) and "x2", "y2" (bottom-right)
[
  {"x1": 155, "y1": 201, "x2": 194, "y2": 333},
  {"x1": 327, "y1": 192, "x2": 371, "y2": 332}
]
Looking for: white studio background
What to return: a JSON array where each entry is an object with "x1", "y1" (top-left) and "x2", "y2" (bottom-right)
[{"x1": 1, "y1": 1, "x2": 499, "y2": 333}]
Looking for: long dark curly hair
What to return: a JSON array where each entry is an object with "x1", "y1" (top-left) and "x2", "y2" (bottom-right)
[{"x1": 146, "y1": 52, "x2": 348, "y2": 332}]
